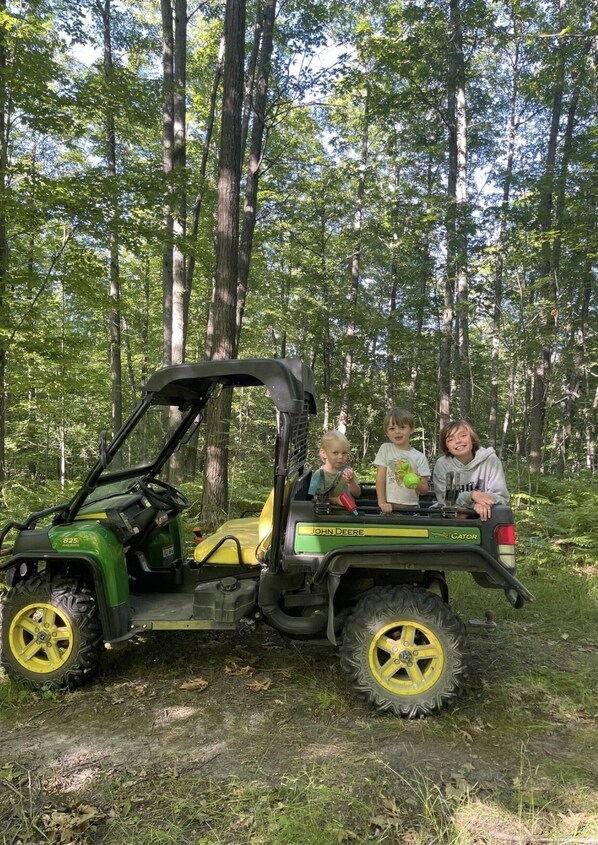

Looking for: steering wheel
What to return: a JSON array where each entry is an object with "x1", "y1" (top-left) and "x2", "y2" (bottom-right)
[{"x1": 136, "y1": 478, "x2": 190, "y2": 511}]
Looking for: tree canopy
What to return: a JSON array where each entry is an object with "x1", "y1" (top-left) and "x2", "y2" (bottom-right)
[{"x1": 1, "y1": 0, "x2": 596, "y2": 503}]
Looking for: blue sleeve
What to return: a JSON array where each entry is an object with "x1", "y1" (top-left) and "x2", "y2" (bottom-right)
[{"x1": 308, "y1": 470, "x2": 321, "y2": 496}]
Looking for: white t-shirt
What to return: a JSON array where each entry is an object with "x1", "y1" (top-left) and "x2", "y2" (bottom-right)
[{"x1": 373, "y1": 443, "x2": 431, "y2": 505}]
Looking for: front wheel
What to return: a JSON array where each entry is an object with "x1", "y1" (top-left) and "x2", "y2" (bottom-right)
[
  {"x1": 339, "y1": 586, "x2": 468, "y2": 718},
  {"x1": 0, "y1": 573, "x2": 103, "y2": 690}
]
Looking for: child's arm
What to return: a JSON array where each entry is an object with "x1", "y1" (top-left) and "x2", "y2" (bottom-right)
[
  {"x1": 342, "y1": 467, "x2": 361, "y2": 497},
  {"x1": 416, "y1": 476, "x2": 429, "y2": 496},
  {"x1": 414, "y1": 455, "x2": 431, "y2": 497},
  {"x1": 376, "y1": 465, "x2": 392, "y2": 513}
]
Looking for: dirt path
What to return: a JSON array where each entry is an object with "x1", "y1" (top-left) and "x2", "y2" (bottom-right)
[{"x1": 1, "y1": 621, "x2": 597, "y2": 843}]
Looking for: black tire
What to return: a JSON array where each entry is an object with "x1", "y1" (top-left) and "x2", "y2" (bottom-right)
[
  {"x1": 339, "y1": 586, "x2": 468, "y2": 718},
  {"x1": 0, "y1": 573, "x2": 103, "y2": 690}
]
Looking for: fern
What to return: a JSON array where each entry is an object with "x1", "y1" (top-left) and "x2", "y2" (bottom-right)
[{"x1": 554, "y1": 535, "x2": 598, "y2": 549}]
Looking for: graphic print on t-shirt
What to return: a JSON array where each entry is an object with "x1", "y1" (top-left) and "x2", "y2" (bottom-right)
[{"x1": 388, "y1": 458, "x2": 413, "y2": 487}]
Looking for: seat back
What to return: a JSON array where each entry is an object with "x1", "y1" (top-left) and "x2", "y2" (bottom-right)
[{"x1": 255, "y1": 473, "x2": 297, "y2": 562}]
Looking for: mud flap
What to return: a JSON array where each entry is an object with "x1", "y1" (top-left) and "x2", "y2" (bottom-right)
[{"x1": 326, "y1": 572, "x2": 341, "y2": 645}]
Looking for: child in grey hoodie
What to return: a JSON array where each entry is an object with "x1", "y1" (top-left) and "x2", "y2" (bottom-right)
[{"x1": 433, "y1": 420, "x2": 508, "y2": 521}]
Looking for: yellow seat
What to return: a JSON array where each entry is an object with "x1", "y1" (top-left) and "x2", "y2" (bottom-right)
[
  {"x1": 194, "y1": 490, "x2": 275, "y2": 567},
  {"x1": 194, "y1": 476, "x2": 297, "y2": 568}
]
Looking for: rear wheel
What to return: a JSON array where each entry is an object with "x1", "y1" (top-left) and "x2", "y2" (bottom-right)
[
  {"x1": 339, "y1": 586, "x2": 468, "y2": 718},
  {"x1": 0, "y1": 573, "x2": 103, "y2": 690}
]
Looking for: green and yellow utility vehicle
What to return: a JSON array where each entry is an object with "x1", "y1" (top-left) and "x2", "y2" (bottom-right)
[{"x1": 0, "y1": 359, "x2": 533, "y2": 717}]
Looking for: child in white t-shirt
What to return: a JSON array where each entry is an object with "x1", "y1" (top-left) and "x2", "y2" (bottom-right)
[{"x1": 374, "y1": 408, "x2": 430, "y2": 511}]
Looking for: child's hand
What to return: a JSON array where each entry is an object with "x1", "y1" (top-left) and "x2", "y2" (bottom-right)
[
  {"x1": 342, "y1": 467, "x2": 355, "y2": 483},
  {"x1": 470, "y1": 491, "x2": 495, "y2": 521},
  {"x1": 379, "y1": 502, "x2": 393, "y2": 514}
]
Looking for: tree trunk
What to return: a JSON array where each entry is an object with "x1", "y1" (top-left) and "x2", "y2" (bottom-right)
[
  {"x1": 201, "y1": 0, "x2": 246, "y2": 531},
  {"x1": 386, "y1": 128, "x2": 400, "y2": 408},
  {"x1": 450, "y1": 0, "x2": 470, "y2": 420},
  {"x1": 338, "y1": 82, "x2": 369, "y2": 433},
  {"x1": 236, "y1": 0, "x2": 277, "y2": 348},
  {"x1": 161, "y1": 0, "x2": 174, "y2": 367},
  {"x1": 555, "y1": 58, "x2": 586, "y2": 472},
  {"x1": 96, "y1": 0, "x2": 123, "y2": 439},
  {"x1": 171, "y1": 0, "x2": 187, "y2": 365},
  {"x1": 408, "y1": 154, "x2": 433, "y2": 412},
  {"x1": 141, "y1": 255, "x2": 150, "y2": 387},
  {"x1": 528, "y1": 1, "x2": 567, "y2": 477},
  {"x1": 240, "y1": 4, "x2": 263, "y2": 156},
  {"x1": 186, "y1": 38, "x2": 224, "y2": 315},
  {"x1": 0, "y1": 0, "x2": 8, "y2": 490},
  {"x1": 439, "y1": 7, "x2": 458, "y2": 431},
  {"x1": 489, "y1": 21, "x2": 519, "y2": 447}
]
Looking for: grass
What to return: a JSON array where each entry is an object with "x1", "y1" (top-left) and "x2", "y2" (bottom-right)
[
  {"x1": 1, "y1": 479, "x2": 598, "y2": 844},
  {"x1": 3, "y1": 756, "x2": 597, "y2": 845}
]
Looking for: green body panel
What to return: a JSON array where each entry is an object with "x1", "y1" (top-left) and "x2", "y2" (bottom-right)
[
  {"x1": 49, "y1": 522, "x2": 130, "y2": 605},
  {"x1": 144, "y1": 518, "x2": 185, "y2": 569},
  {"x1": 294, "y1": 522, "x2": 481, "y2": 555}
]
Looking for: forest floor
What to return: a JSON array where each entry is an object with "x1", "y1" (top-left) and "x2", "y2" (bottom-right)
[{"x1": 1, "y1": 594, "x2": 598, "y2": 844}]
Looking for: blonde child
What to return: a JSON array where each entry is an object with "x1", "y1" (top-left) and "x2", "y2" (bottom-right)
[
  {"x1": 309, "y1": 430, "x2": 361, "y2": 505},
  {"x1": 374, "y1": 408, "x2": 430, "y2": 512}
]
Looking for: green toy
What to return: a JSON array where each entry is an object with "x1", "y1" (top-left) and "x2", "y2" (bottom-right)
[{"x1": 403, "y1": 471, "x2": 420, "y2": 489}]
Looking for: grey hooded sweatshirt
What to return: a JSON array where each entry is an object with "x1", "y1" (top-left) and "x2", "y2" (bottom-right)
[{"x1": 432, "y1": 446, "x2": 509, "y2": 508}]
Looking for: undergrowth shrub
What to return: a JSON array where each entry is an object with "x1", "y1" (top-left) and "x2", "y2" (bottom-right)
[{"x1": 512, "y1": 477, "x2": 598, "y2": 571}]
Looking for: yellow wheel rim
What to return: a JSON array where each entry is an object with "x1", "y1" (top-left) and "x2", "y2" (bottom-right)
[
  {"x1": 8, "y1": 601, "x2": 74, "y2": 674},
  {"x1": 368, "y1": 618, "x2": 445, "y2": 696}
]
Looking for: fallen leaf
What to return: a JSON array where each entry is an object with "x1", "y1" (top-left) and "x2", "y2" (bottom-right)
[
  {"x1": 232, "y1": 646, "x2": 255, "y2": 661},
  {"x1": 180, "y1": 677, "x2": 209, "y2": 691},
  {"x1": 247, "y1": 678, "x2": 272, "y2": 692},
  {"x1": 225, "y1": 660, "x2": 255, "y2": 677},
  {"x1": 380, "y1": 794, "x2": 399, "y2": 814}
]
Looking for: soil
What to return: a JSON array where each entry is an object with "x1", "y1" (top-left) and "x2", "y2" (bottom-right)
[{"x1": 1, "y1": 618, "x2": 597, "y2": 843}]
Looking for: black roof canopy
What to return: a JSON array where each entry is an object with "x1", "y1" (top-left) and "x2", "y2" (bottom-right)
[{"x1": 143, "y1": 358, "x2": 317, "y2": 414}]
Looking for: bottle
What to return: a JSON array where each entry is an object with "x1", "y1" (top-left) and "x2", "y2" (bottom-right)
[{"x1": 339, "y1": 491, "x2": 358, "y2": 516}]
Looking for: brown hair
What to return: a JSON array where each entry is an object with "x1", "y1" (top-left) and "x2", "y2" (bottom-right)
[
  {"x1": 439, "y1": 419, "x2": 480, "y2": 457},
  {"x1": 383, "y1": 407, "x2": 414, "y2": 431}
]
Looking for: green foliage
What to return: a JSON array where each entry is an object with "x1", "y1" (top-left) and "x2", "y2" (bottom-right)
[
  {"x1": 513, "y1": 478, "x2": 598, "y2": 571},
  {"x1": 1, "y1": 0, "x2": 597, "y2": 491}
]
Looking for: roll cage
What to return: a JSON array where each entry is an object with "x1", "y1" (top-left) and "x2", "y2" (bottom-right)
[{"x1": 50, "y1": 359, "x2": 317, "y2": 549}]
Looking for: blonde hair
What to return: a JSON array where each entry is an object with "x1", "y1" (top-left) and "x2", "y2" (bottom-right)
[
  {"x1": 383, "y1": 407, "x2": 414, "y2": 431},
  {"x1": 320, "y1": 430, "x2": 350, "y2": 452}
]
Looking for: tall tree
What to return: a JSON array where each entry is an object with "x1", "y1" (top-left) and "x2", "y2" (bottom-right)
[
  {"x1": 202, "y1": 0, "x2": 246, "y2": 529},
  {"x1": 95, "y1": 0, "x2": 123, "y2": 437},
  {"x1": 171, "y1": 0, "x2": 187, "y2": 365},
  {"x1": 236, "y1": 0, "x2": 276, "y2": 346},
  {"x1": 528, "y1": 0, "x2": 567, "y2": 477},
  {"x1": 161, "y1": 0, "x2": 175, "y2": 366},
  {"x1": 488, "y1": 9, "x2": 520, "y2": 447},
  {"x1": 446, "y1": 0, "x2": 470, "y2": 421},
  {"x1": 338, "y1": 80, "x2": 369, "y2": 433},
  {"x1": 0, "y1": 0, "x2": 9, "y2": 490}
]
